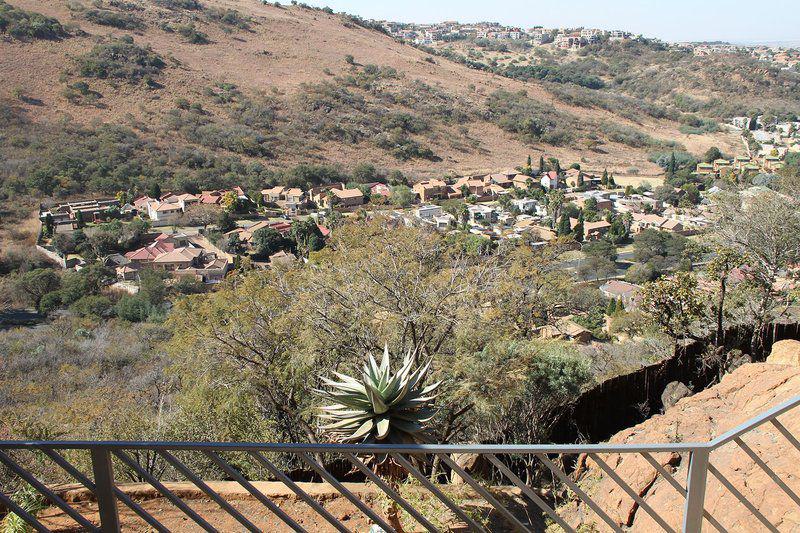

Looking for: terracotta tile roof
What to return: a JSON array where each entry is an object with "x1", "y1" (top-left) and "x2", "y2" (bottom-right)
[
  {"x1": 332, "y1": 188, "x2": 363, "y2": 199},
  {"x1": 152, "y1": 247, "x2": 203, "y2": 263}
]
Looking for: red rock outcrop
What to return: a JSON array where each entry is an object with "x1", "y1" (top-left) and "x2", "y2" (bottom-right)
[{"x1": 564, "y1": 363, "x2": 800, "y2": 532}]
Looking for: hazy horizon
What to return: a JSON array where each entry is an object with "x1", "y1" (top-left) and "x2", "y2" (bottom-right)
[{"x1": 297, "y1": 0, "x2": 800, "y2": 45}]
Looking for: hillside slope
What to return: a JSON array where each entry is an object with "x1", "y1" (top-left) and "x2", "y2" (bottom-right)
[{"x1": 0, "y1": 0, "x2": 741, "y2": 198}]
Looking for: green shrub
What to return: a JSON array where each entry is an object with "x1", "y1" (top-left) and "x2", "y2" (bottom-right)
[
  {"x1": 70, "y1": 295, "x2": 114, "y2": 318},
  {"x1": 75, "y1": 38, "x2": 165, "y2": 82},
  {"x1": 205, "y1": 7, "x2": 251, "y2": 30},
  {"x1": 502, "y1": 63, "x2": 605, "y2": 89},
  {"x1": 485, "y1": 89, "x2": 572, "y2": 145},
  {"x1": 174, "y1": 22, "x2": 209, "y2": 44},
  {"x1": 0, "y1": 1, "x2": 66, "y2": 40},
  {"x1": 115, "y1": 294, "x2": 154, "y2": 322},
  {"x1": 153, "y1": 0, "x2": 203, "y2": 9},
  {"x1": 83, "y1": 9, "x2": 143, "y2": 30}
]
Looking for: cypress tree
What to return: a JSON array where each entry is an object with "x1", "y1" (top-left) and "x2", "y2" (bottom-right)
[
  {"x1": 601, "y1": 169, "x2": 608, "y2": 186},
  {"x1": 608, "y1": 173, "x2": 616, "y2": 188},
  {"x1": 606, "y1": 298, "x2": 617, "y2": 315},
  {"x1": 44, "y1": 213, "x2": 54, "y2": 236},
  {"x1": 539, "y1": 155, "x2": 546, "y2": 174},
  {"x1": 557, "y1": 212, "x2": 571, "y2": 236},
  {"x1": 573, "y1": 212, "x2": 584, "y2": 242}
]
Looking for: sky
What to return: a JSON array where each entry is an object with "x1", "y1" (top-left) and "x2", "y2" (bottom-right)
[{"x1": 300, "y1": 0, "x2": 800, "y2": 45}]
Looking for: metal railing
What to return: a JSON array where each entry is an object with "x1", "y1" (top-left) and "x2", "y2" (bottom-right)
[{"x1": 1, "y1": 394, "x2": 799, "y2": 532}]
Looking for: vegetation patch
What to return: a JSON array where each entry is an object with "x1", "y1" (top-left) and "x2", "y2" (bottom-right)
[
  {"x1": 485, "y1": 89, "x2": 575, "y2": 146},
  {"x1": 502, "y1": 63, "x2": 605, "y2": 89},
  {"x1": 152, "y1": 0, "x2": 203, "y2": 10},
  {"x1": 83, "y1": 8, "x2": 144, "y2": 30},
  {"x1": 0, "y1": 1, "x2": 66, "y2": 40},
  {"x1": 75, "y1": 36, "x2": 165, "y2": 83},
  {"x1": 205, "y1": 7, "x2": 252, "y2": 30}
]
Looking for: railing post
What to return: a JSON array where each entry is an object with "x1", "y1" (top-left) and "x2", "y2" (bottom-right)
[
  {"x1": 682, "y1": 447, "x2": 710, "y2": 533},
  {"x1": 91, "y1": 447, "x2": 120, "y2": 533}
]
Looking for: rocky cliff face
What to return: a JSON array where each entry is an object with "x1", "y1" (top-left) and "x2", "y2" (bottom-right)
[{"x1": 563, "y1": 361, "x2": 800, "y2": 531}]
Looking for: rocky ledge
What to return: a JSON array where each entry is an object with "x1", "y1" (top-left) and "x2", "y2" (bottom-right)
[{"x1": 564, "y1": 348, "x2": 800, "y2": 532}]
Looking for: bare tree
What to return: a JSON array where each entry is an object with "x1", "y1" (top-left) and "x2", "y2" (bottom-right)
[{"x1": 713, "y1": 190, "x2": 800, "y2": 355}]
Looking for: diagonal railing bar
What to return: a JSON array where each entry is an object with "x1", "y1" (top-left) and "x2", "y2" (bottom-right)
[
  {"x1": 0, "y1": 450, "x2": 99, "y2": 532},
  {"x1": 588, "y1": 453, "x2": 676, "y2": 533},
  {"x1": 709, "y1": 395, "x2": 800, "y2": 448},
  {"x1": 297, "y1": 451, "x2": 395, "y2": 533},
  {"x1": 343, "y1": 452, "x2": 438, "y2": 533},
  {"x1": 0, "y1": 487, "x2": 50, "y2": 533},
  {"x1": 157, "y1": 450, "x2": 259, "y2": 533},
  {"x1": 707, "y1": 463, "x2": 778, "y2": 533},
  {"x1": 248, "y1": 451, "x2": 351, "y2": 533},
  {"x1": 639, "y1": 452, "x2": 685, "y2": 495},
  {"x1": 733, "y1": 437, "x2": 800, "y2": 507},
  {"x1": 486, "y1": 454, "x2": 575, "y2": 533},
  {"x1": 770, "y1": 419, "x2": 800, "y2": 454},
  {"x1": 390, "y1": 452, "x2": 488, "y2": 533},
  {"x1": 203, "y1": 451, "x2": 305, "y2": 532},
  {"x1": 40, "y1": 449, "x2": 170, "y2": 533},
  {"x1": 639, "y1": 453, "x2": 726, "y2": 533},
  {"x1": 535, "y1": 453, "x2": 623, "y2": 533},
  {"x1": 114, "y1": 449, "x2": 217, "y2": 533},
  {"x1": 40, "y1": 449, "x2": 96, "y2": 493},
  {"x1": 437, "y1": 453, "x2": 531, "y2": 532}
]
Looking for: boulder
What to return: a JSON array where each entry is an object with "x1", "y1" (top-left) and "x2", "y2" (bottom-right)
[
  {"x1": 766, "y1": 339, "x2": 800, "y2": 366},
  {"x1": 563, "y1": 363, "x2": 800, "y2": 531},
  {"x1": 450, "y1": 453, "x2": 492, "y2": 484},
  {"x1": 660, "y1": 381, "x2": 692, "y2": 410}
]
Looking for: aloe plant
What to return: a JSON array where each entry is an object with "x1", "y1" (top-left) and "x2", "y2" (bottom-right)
[{"x1": 316, "y1": 347, "x2": 440, "y2": 444}]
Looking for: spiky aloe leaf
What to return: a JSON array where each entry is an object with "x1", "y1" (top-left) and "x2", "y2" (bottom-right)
[{"x1": 316, "y1": 346, "x2": 440, "y2": 444}]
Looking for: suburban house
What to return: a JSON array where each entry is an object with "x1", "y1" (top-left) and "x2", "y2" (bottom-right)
[
  {"x1": 695, "y1": 163, "x2": 714, "y2": 176},
  {"x1": 454, "y1": 176, "x2": 486, "y2": 197},
  {"x1": 311, "y1": 184, "x2": 365, "y2": 209},
  {"x1": 226, "y1": 220, "x2": 292, "y2": 247},
  {"x1": 713, "y1": 159, "x2": 733, "y2": 173},
  {"x1": 120, "y1": 233, "x2": 231, "y2": 283},
  {"x1": 538, "y1": 317, "x2": 592, "y2": 343},
  {"x1": 146, "y1": 201, "x2": 184, "y2": 226},
  {"x1": 432, "y1": 214, "x2": 455, "y2": 229},
  {"x1": 40, "y1": 198, "x2": 121, "y2": 229},
  {"x1": 261, "y1": 186, "x2": 287, "y2": 204},
  {"x1": 269, "y1": 250, "x2": 297, "y2": 267},
  {"x1": 571, "y1": 193, "x2": 613, "y2": 212},
  {"x1": 198, "y1": 187, "x2": 248, "y2": 206},
  {"x1": 512, "y1": 174, "x2": 534, "y2": 189},
  {"x1": 540, "y1": 171, "x2": 562, "y2": 190},
  {"x1": 570, "y1": 218, "x2": 611, "y2": 240},
  {"x1": 511, "y1": 198, "x2": 539, "y2": 214},
  {"x1": 416, "y1": 205, "x2": 443, "y2": 220},
  {"x1": 412, "y1": 179, "x2": 448, "y2": 202},
  {"x1": 369, "y1": 183, "x2": 392, "y2": 198},
  {"x1": 565, "y1": 168, "x2": 582, "y2": 187},
  {"x1": 599, "y1": 280, "x2": 642, "y2": 309},
  {"x1": 485, "y1": 173, "x2": 513, "y2": 188},
  {"x1": 261, "y1": 186, "x2": 305, "y2": 213},
  {"x1": 467, "y1": 204, "x2": 497, "y2": 224},
  {"x1": 330, "y1": 187, "x2": 365, "y2": 208},
  {"x1": 630, "y1": 213, "x2": 685, "y2": 234}
]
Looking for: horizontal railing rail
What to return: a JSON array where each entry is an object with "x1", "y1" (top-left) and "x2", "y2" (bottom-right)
[{"x1": 0, "y1": 394, "x2": 798, "y2": 532}]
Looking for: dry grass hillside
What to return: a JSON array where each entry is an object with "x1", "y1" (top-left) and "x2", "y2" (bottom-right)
[{"x1": 0, "y1": 0, "x2": 741, "y2": 187}]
